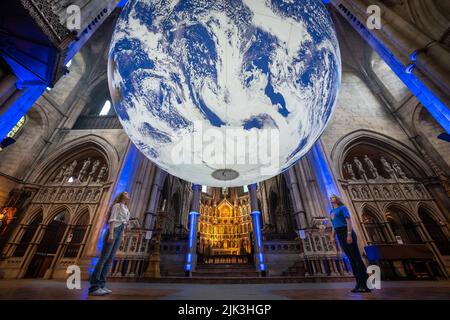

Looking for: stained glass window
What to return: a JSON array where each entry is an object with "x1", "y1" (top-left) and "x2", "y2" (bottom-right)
[{"x1": 7, "y1": 116, "x2": 25, "y2": 138}]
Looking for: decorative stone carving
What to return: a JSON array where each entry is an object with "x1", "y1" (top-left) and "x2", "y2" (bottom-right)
[
  {"x1": 345, "y1": 162, "x2": 356, "y2": 180},
  {"x1": 380, "y1": 157, "x2": 395, "y2": 179},
  {"x1": 77, "y1": 158, "x2": 91, "y2": 182},
  {"x1": 393, "y1": 186, "x2": 402, "y2": 198},
  {"x1": 96, "y1": 165, "x2": 108, "y2": 183},
  {"x1": 364, "y1": 155, "x2": 378, "y2": 179},
  {"x1": 361, "y1": 187, "x2": 370, "y2": 199},
  {"x1": 53, "y1": 165, "x2": 66, "y2": 183},
  {"x1": 404, "y1": 186, "x2": 413, "y2": 198},
  {"x1": 383, "y1": 187, "x2": 391, "y2": 198},
  {"x1": 93, "y1": 190, "x2": 101, "y2": 201},
  {"x1": 84, "y1": 190, "x2": 92, "y2": 202},
  {"x1": 58, "y1": 190, "x2": 67, "y2": 201},
  {"x1": 63, "y1": 160, "x2": 77, "y2": 182},
  {"x1": 392, "y1": 162, "x2": 407, "y2": 180},
  {"x1": 373, "y1": 187, "x2": 381, "y2": 199},
  {"x1": 354, "y1": 157, "x2": 367, "y2": 180},
  {"x1": 67, "y1": 189, "x2": 74, "y2": 202},
  {"x1": 414, "y1": 185, "x2": 424, "y2": 198},
  {"x1": 351, "y1": 188, "x2": 360, "y2": 199},
  {"x1": 88, "y1": 160, "x2": 100, "y2": 179},
  {"x1": 39, "y1": 189, "x2": 48, "y2": 201}
]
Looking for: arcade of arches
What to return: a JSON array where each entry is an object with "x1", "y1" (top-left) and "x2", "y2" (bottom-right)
[{"x1": 0, "y1": 2, "x2": 449, "y2": 283}]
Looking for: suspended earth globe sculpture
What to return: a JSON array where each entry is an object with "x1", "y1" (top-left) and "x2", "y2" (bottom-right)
[{"x1": 108, "y1": 0, "x2": 341, "y2": 187}]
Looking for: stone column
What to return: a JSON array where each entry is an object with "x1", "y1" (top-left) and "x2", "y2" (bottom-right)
[
  {"x1": 184, "y1": 184, "x2": 200, "y2": 276},
  {"x1": 249, "y1": 183, "x2": 267, "y2": 276},
  {"x1": 284, "y1": 169, "x2": 307, "y2": 229},
  {"x1": 143, "y1": 167, "x2": 167, "y2": 232},
  {"x1": 143, "y1": 201, "x2": 166, "y2": 278}
]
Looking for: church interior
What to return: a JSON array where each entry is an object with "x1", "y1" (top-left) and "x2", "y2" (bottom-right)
[{"x1": 0, "y1": 0, "x2": 449, "y2": 301}]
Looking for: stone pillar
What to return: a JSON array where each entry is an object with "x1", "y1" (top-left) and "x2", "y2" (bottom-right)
[
  {"x1": 184, "y1": 184, "x2": 200, "y2": 276},
  {"x1": 249, "y1": 183, "x2": 267, "y2": 276},
  {"x1": 284, "y1": 169, "x2": 307, "y2": 229},
  {"x1": 143, "y1": 202, "x2": 166, "y2": 278},
  {"x1": 143, "y1": 167, "x2": 167, "y2": 232}
]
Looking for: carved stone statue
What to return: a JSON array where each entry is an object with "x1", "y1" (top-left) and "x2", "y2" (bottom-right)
[
  {"x1": 383, "y1": 187, "x2": 391, "y2": 198},
  {"x1": 88, "y1": 160, "x2": 100, "y2": 179},
  {"x1": 53, "y1": 165, "x2": 66, "y2": 183},
  {"x1": 380, "y1": 157, "x2": 394, "y2": 178},
  {"x1": 373, "y1": 187, "x2": 381, "y2": 198},
  {"x1": 361, "y1": 187, "x2": 370, "y2": 199},
  {"x1": 393, "y1": 186, "x2": 401, "y2": 198},
  {"x1": 364, "y1": 155, "x2": 378, "y2": 179},
  {"x1": 96, "y1": 165, "x2": 108, "y2": 183},
  {"x1": 351, "y1": 188, "x2": 359, "y2": 199},
  {"x1": 404, "y1": 186, "x2": 413, "y2": 198},
  {"x1": 392, "y1": 162, "x2": 407, "y2": 179},
  {"x1": 354, "y1": 157, "x2": 367, "y2": 180},
  {"x1": 63, "y1": 160, "x2": 77, "y2": 182},
  {"x1": 345, "y1": 162, "x2": 356, "y2": 180},
  {"x1": 77, "y1": 158, "x2": 91, "y2": 182}
]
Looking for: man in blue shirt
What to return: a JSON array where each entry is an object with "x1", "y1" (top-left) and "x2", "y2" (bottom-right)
[{"x1": 330, "y1": 195, "x2": 371, "y2": 293}]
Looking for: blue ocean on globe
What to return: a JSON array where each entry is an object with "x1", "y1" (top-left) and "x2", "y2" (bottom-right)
[{"x1": 108, "y1": 0, "x2": 341, "y2": 187}]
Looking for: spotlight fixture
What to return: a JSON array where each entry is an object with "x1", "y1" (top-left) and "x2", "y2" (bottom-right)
[
  {"x1": 437, "y1": 133, "x2": 450, "y2": 142},
  {"x1": 0, "y1": 137, "x2": 16, "y2": 151}
]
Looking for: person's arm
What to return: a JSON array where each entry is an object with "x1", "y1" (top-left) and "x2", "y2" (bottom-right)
[
  {"x1": 108, "y1": 204, "x2": 119, "y2": 242},
  {"x1": 343, "y1": 206, "x2": 353, "y2": 244}
]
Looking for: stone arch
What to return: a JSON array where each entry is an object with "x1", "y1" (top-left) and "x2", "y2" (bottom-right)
[
  {"x1": 331, "y1": 129, "x2": 433, "y2": 180},
  {"x1": 416, "y1": 202, "x2": 446, "y2": 224},
  {"x1": 28, "y1": 135, "x2": 120, "y2": 185},
  {"x1": 72, "y1": 205, "x2": 92, "y2": 225},
  {"x1": 11, "y1": 212, "x2": 43, "y2": 258},
  {"x1": 64, "y1": 208, "x2": 91, "y2": 259},
  {"x1": 385, "y1": 204, "x2": 423, "y2": 244},
  {"x1": 22, "y1": 206, "x2": 45, "y2": 225},
  {"x1": 24, "y1": 208, "x2": 70, "y2": 278},
  {"x1": 360, "y1": 204, "x2": 390, "y2": 244},
  {"x1": 43, "y1": 205, "x2": 73, "y2": 225},
  {"x1": 417, "y1": 204, "x2": 450, "y2": 255}
]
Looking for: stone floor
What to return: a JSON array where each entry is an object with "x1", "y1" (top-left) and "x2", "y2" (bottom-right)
[{"x1": 0, "y1": 280, "x2": 449, "y2": 300}]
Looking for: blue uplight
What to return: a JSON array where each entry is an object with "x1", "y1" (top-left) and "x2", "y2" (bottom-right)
[
  {"x1": 118, "y1": 0, "x2": 129, "y2": 8},
  {"x1": 0, "y1": 85, "x2": 46, "y2": 139},
  {"x1": 310, "y1": 144, "x2": 339, "y2": 213},
  {"x1": 185, "y1": 210, "x2": 199, "y2": 272},
  {"x1": 250, "y1": 204, "x2": 266, "y2": 273},
  {"x1": 335, "y1": 4, "x2": 450, "y2": 133}
]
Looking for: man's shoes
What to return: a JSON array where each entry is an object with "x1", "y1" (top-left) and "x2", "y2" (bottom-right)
[{"x1": 89, "y1": 288, "x2": 108, "y2": 296}]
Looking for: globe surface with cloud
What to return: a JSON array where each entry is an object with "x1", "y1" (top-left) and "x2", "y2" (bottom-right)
[{"x1": 108, "y1": 0, "x2": 341, "y2": 187}]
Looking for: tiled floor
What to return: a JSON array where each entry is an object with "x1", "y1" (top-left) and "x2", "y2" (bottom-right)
[{"x1": 0, "y1": 280, "x2": 449, "y2": 300}]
